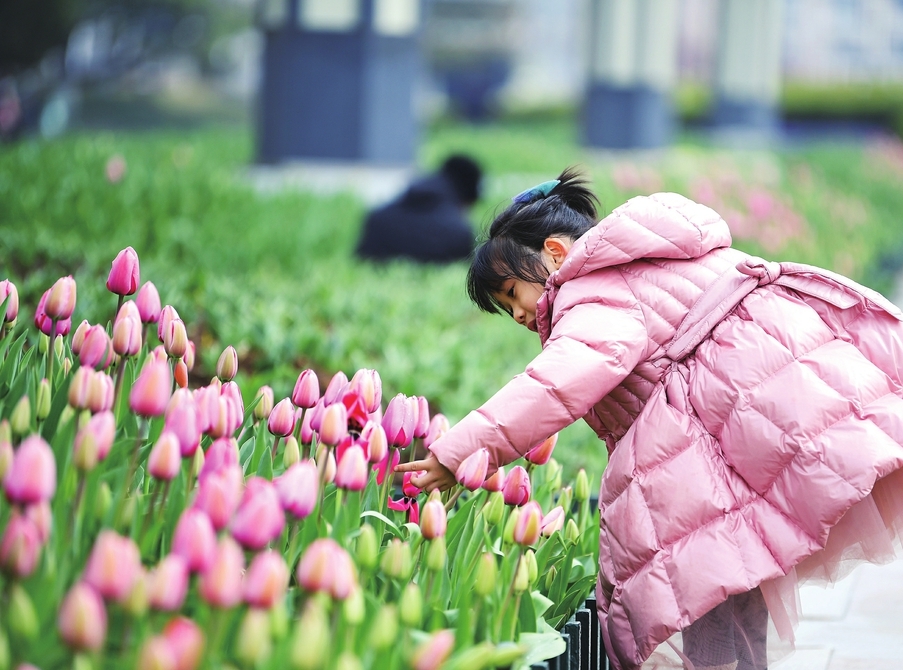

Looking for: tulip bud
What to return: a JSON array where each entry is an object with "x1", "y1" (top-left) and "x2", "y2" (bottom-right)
[
  {"x1": 565, "y1": 518, "x2": 581, "y2": 544},
  {"x1": 355, "y1": 523, "x2": 378, "y2": 570},
  {"x1": 79, "y1": 325, "x2": 114, "y2": 370},
  {"x1": 163, "y1": 617, "x2": 205, "y2": 670},
  {"x1": 9, "y1": 395, "x2": 30, "y2": 436},
  {"x1": 165, "y1": 390, "x2": 200, "y2": 457},
  {"x1": 455, "y1": 448, "x2": 489, "y2": 491},
  {"x1": 68, "y1": 367, "x2": 92, "y2": 410},
  {"x1": 95, "y1": 482, "x2": 112, "y2": 520},
  {"x1": 274, "y1": 460, "x2": 318, "y2": 519},
  {"x1": 0, "y1": 279, "x2": 19, "y2": 323},
  {"x1": 399, "y1": 582, "x2": 422, "y2": 627},
  {"x1": 419, "y1": 499, "x2": 447, "y2": 540},
  {"x1": 290, "y1": 600, "x2": 329, "y2": 670},
  {"x1": 9, "y1": 583, "x2": 38, "y2": 640},
  {"x1": 426, "y1": 536, "x2": 447, "y2": 572},
  {"x1": 174, "y1": 359, "x2": 188, "y2": 388},
  {"x1": 235, "y1": 608, "x2": 272, "y2": 666},
  {"x1": 291, "y1": 369, "x2": 319, "y2": 409},
  {"x1": 57, "y1": 583, "x2": 106, "y2": 651},
  {"x1": 157, "y1": 305, "x2": 179, "y2": 343},
  {"x1": 381, "y1": 394, "x2": 413, "y2": 448},
  {"x1": 87, "y1": 370, "x2": 114, "y2": 414},
  {"x1": 106, "y1": 246, "x2": 140, "y2": 296},
  {"x1": 342, "y1": 585, "x2": 365, "y2": 625},
  {"x1": 3, "y1": 435, "x2": 56, "y2": 504},
  {"x1": 0, "y1": 515, "x2": 42, "y2": 578},
  {"x1": 323, "y1": 371, "x2": 349, "y2": 405},
  {"x1": 267, "y1": 398, "x2": 296, "y2": 438},
  {"x1": 410, "y1": 630, "x2": 455, "y2": 670},
  {"x1": 474, "y1": 552, "x2": 498, "y2": 596},
  {"x1": 45, "y1": 275, "x2": 77, "y2": 320},
  {"x1": 380, "y1": 538, "x2": 412, "y2": 581},
  {"x1": 162, "y1": 318, "x2": 188, "y2": 359},
  {"x1": 575, "y1": 468, "x2": 589, "y2": 502},
  {"x1": 243, "y1": 550, "x2": 289, "y2": 609},
  {"x1": 316, "y1": 443, "x2": 336, "y2": 485},
  {"x1": 513, "y1": 556, "x2": 530, "y2": 592},
  {"x1": 334, "y1": 444, "x2": 367, "y2": 491},
  {"x1": 113, "y1": 314, "x2": 142, "y2": 357},
  {"x1": 502, "y1": 465, "x2": 531, "y2": 506},
  {"x1": 230, "y1": 477, "x2": 286, "y2": 551},
  {"x1": 136, "y1": 636, "x2": 176, "y2": 670},
  {"x1": 198, "y1": 536, "x2": 245, "y2": 608},
  {"x1": 253, "y1": 385, "x2": 274, "y2": 421},
  {"x1": 503, "y1": 506, "x2": 520, "y2": 544},
  {"x1": 368, "y1": 604, "x2": 398, "y2": 650},
  {"x1": 0, "y1": 419, "x2": 10, "y2": 444},
  {"x1": 0, "y1": 437, "x2": 12, "y2": 482},
  {"x1": 296, "y1": 538, "x2": 357, "y2": 600},
  {"x1": 62, "y1": 356, "x2": 72, "y2": 375},
  {"x1": 541, "y1": 505, "x2": 566, "y2": 537},
  {"x1": 172, "y1": 508, "x2": 217, "y2": 572},
  {"x1": 282, "y1": 436, "x2": 300, "y2": 468},
  {"x1": 129, "y1": 359, "x2": 172, "y2": 417},
  {"x1": 148, "y1": 554, "x2": 189, "y2": 611},
  {"x1": 524, "y1": 548, "x2": 538, "y2": 585},
  {"x1": 526, "y1": 432, "x2": 558, "y2": 466},
  {"x1": 216, "y1": 346, "x2": 238, "y2": 382},
  {"x1": 362, "y1": 422, "x2": 387, "y2": 464},
  {"x1": 148, "y1": 430, "x2": 182, "y2": 481},
  {"x1": 349, "y1": 368, "x2": 381, "y2": 413},
  {"x1": 34, "y1": 379, "x2": 51, "y2": 422},
  {"x1": 423, "y1": 413, "x2": 450, "y2": 449},
  {"x1": 483, "y1": 466, "x2": 506, "y2": 493},
  {"x1": 557, "y1": 486, "x2": 573, "y2": 515},
  {"x1": 83, "y1": 530, "x2": 141, "y2": 602},
  {"x1": 123, "y1": 567, "x2": 149, "y2": 617},
  {"x1": 136, "y1": 281, "x2": 162, "y2": 324},
  {"x1": 319, "y1": 402, "x2": 348, "y2": 447}
]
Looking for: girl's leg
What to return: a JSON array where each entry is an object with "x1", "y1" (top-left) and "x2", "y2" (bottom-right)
[{"x1": 682, "y1": 587, "x2": 768, "y2": 670}]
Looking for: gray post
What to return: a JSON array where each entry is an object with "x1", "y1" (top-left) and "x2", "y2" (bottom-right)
[
  {"x1": 582, "y1": 0, "x2": 680, "y2": 149},
  {"x1": 256, "y1": 0, "x2": 421, "y2": 165},
  {"x1": 712, "y1": 0, "x2": 784, "y2": 135}
]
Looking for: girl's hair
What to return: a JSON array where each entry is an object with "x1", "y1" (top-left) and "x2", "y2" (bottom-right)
[{"x1": 466, "y1": 166, "x2": 600, "y2": 314}]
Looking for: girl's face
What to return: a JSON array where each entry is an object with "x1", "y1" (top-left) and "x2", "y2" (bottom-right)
[{"x1": 493, "y1": 236, "x2": 573, "y2": 331}]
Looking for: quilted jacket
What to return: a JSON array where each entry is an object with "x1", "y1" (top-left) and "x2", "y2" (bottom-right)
[{"x1": 428, "y1": 192, "x2": 903, "y2": 669}]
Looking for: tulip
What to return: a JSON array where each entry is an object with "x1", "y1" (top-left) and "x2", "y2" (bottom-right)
[
  {"x1": 565, "y1": 518, "x2": 581, "y2": 543},
  {"x1": 456, "y1": 448, "x2": 489, "y2": 491},
  {"x1": 369, "y1": 604, "x2": 398, "y2": 651},
  {"x1": 541, "y1": 505, "x2": 566, "y2": 537},
  {"x1": 474, "y1": 552, "x2": 498, "y2": 596},
  {"x1": 267, "y1": 398, "x2": 296, "y2": 438},
  {"x1": 192, "y1": 463, "x2": 242, "y2": 530},
  {"x1": 355, "y1": 523, "x2": 378, "y2": 570},
  {"x1": 426, "y1": 535, "x2": 447, "y2": 571},
  {"x1": 71, "y1": 319, "x2": 91, "y2": 355},
  {"x1": 341, "y1": 391, "x2": 370, "y2": 433},
  {"x1": 513, "y1": 555, "x2": 530, "y2": 592},
  {"x1": 575, "y1": 468, "x2": 590, "y2": 502},
  {"x1": 349, "y1": 368, "x2": 381, "y2": 413},
  {"x1": 0, "y1": 279, "x2": 18, "y2": 323},
  {"x1": 399, "y1": 582, "x2": 422, "y2": 627},
  {"x1": 235, "y1": 608, "x2": 272, "y2": 666},
  {"x1": 373, "y1": 447, "x2": 400, "y2": 485},
  {"x1": 423, "y1": 413, "x2": 450, "y2": 449},
  {"x1": 106, "y1": 246, "x2": 140, "y2": 296},
  {"x1": 204, "y1": 393, "x2": 241, "y2": 439},
  {"x1": 319, "y1": 402, "x2": 348, "y2": 447},
  {"x1": 174, "y1": 359, "x2": 188, "y2": 388},
  {"x1": 67, "y1": 367, "x2": 92, "y2": 412},
  {"x1": 162, "y1": 318, "x2": 188, "y2": 359},
  {"x1": 45, "y1": 275, "x2": 77, "y2": 320},
  {"x1": 126, "y1": 570, "x2": 151, "y2": 617},
  {"x1": 183, "y1": 340, "x2": 196, "y2": 371},
  {"x1": 165, "y1": 390, "x2": 200, "y2": 457},
  {"x1": 230, "y1": 477, "x2": 286, "y2": 551},
  {"x1": 274, "y1": 461, "x2": 318, "y2": 519},
  {"x1": 129, "y1": 359, "x2": 172, "y2": 417},
  {"x1": 220, "y1": 380, "x2": 244, "y2": 418},
  {"x1": 513, "y1": 500, "x2": 543, "y2": 546},
  {"x1": 57, "y1": 582, "x2": 107, "y2": 652},
  {"x1": 113, "y1": 314, "x2": 142, "y2": 357},
  {"x1": 163, "y1": 617, "x2": 205, "y2": 670},
  {"x1": 502, "y1": 465, "x2": 531, "y2": 506},
  {"x1": 172, "y1": 508, "x2": 217, "y2": 572},
  {"x1": 243, "y1": 549, "x2": 289, "y2": 609},
  {"x1": 323, "y1": 370, "x2": 349, "y2": 405},
  {"x1": 483, "y1": 465, "x2": 506, "y2": 492},
  {"x1": 87, "y1": 371, "x2": 114, "y2": 413},
  {"x1": 116, "y1": 299, "x2": 141, "y2": 324},
  {"x1": 83, "y1": 530, "x2": 141, "y2": 602},
  {"x1": 135, "y1": 281, "x2": 162, "y2": 323},
  {"x1": 316, "y1": 443, "x2": 336, "y2": 485},
  {"x1": 291, "y1": 369, "x2": 320, "y2": 409},
  {"x1": 216, "y1": 345, "x2": 238, "y2": 382},
  {"x1": 0, "y1": 514, "x2": 42, "y2": 578},
  {"x1": 379, "y1": 538, "x2": 413, "y2": 581},
  {"x1": 411, "y1": 630, "x2": 455, "y2": 670},
  {"x1": 3, "y1": 435, "x2": 56, "y2": 504},
  {"x1": 361, "y1": 421, "x2": 388, "y2": 464},
  {"x1": 483, "y1": 490, "x2": 505, "y2": 525},
  {"x1": 296, "y1": 538, "x2": 357, "y2": 600},
  {"x1": 413, "y1": 396, "x2": 430, "y2": 439},
  {"x1": 148, "y1": 430, "x2": 182, "y2": 481},
  {"x1": 198, "y1": 436, "x2": 239, "y2": 480},
  {"x1": 157, "y1": 304, "x2": 180, "y2": 342},
  {"x1": 137, "y1": 636, "x2": 177, "y2": 670},
  {"x1": 283, "y1": 435, "x2": 301, "y2": 467},
  {"x1": 33, "y1": 288, "x2": 72, "y2": 337},
  {"x1": 504, "y1": 506, "x2": 520, "y2": 544},
  {"x1": 308, "y1": 397, "x2": 325, "y2": 431},
  {"x1": 73, "y1": 410, "x2": 116, "y2": 470},
  {"x1": 198, "y1": 535, "x2": 245, "y2": 608},
  {"x1": 148, "y1": 554, "x2": 189, "y2": 611},
  {"x1": 526, "y1": 432, "x2": 558, "y2": 466},
  {"x1": 382, "y1": 394, "x2": 414, "y2": 448},
  {"x1": 25, "y1": 501, "x2": 52, "y2": 543},
  {"x1": 9, "y1": 395, "x2": 30, "y2": 435},
  {"x1": 335, "y1": 444, "x2": 368, "y2": 491},
  {"x1": 419, "y1": 498, "x2": 447, "y2": 540},
  {"x1": 299, "y1": 403, "x2": 315, "y2": 444},
  {"x1": 254, "y1": 385, "x2": 274, "y2": 421},
  {"x1": 290, "y1": 600, "x2": 329, "y2": 670}
]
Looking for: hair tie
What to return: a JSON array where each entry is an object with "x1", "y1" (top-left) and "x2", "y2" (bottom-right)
[{"x1": 511, "y1": 179, "x2": 560, "y2": 204}]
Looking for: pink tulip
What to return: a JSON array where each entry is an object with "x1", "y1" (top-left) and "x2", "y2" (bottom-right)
[
  {"x1": 25, "y1": 501, "x2": 52, "y2": 543},
  {"x1": 71, "y1": 320, "x2": 91, "y2": 355},
  {"x1": 402, "y1": 471, "x2": 422, "y2": 498},
  {"x1": 335, "y1": 444, "x2": 368, "y2": 491},
  {"x1": 361, "y1": 421, "x2": 388, "y2": 464},
  {"x1": 157, "y1": 305, "x2": 180, "y2": 342},
  {"x1": 113, "y1": 314, "x2": 142, "y2": 357},
  {"x1": 105, "y1": 154, "x2": 127, "y2": 183},
  {"x1": 291, "y1": 369, "x2": 320, "y2": 409},
  {"x1": 230, "y1": 477, "x2": 285, "y2": 551},
  {"x1": 148, "y1": 430, "x2": 181, "y2": 481},
  {"x1": 136, "y1": 282, "x2": 162, "y2": 323},
  {"x1": 0, "y1": 279, "x2": 18, "y2": 323},
  {"x1": 323, "y1": 371, "x2": 349, "y2": 405},
  {"x1": 45, "y1": 275, "x2": 77, "y2": 320},
  {"x1": 342, "y1": 390, "x2": 371, "y2": 433},
  {"x1": 129, "y1": 359, "x2": 172, "y2": 417},
  {"x1": 300, "y1": 405, "x2": 315, "y2": 444},
  {"x1": 163, "y1": 617, "x2": 205, "y2": 670},
  {"x1": 137, "y1": 636, "x2": 176, "y2": 670},
  {"x1": 73, "y1": 410, "x2": 116, "y2": 469},
  {"x1": 165, "y1": 390, "x2": 200, "y2": 457},
  {"x1": 57, "y1": 582, "x2": 107, "y2": 652},
  {"x1": 503, "y1": 465, "x2": 532, "y2": 506},
  {"x1": 117, "y1": 300, "x2": 141, "y2": 324},
  {"x1": 526, "y1": 433, "x2": 558, "y2": 466},
  {"x1": 203, "y1": 394, "x2": 241, "y2": 439},
  {"x1": 382, "y1": 394, "x2": 414, "y2": 448},
  {"x1": 373, "y1": 447, "x2": 400, "y2": 485},
  {"x1": 79, "y1": 324, "x2": 114, "y2": 370},
  {"x1": 253, "y1": 385, "x2": 274, "y2": 421},
  {"x1": 34, "y1": 288, "x2": 72, "y2": 336},
  {"x1": 198, "y1": 437, "x2": 239, "y2": 480},
  {"x1": 106, "y1": 246, "x2": 140, "y2": 296},
  {"x1": 216, "y1": 346, "x2": 238, "y2": 382},
  {"x1": 3, "y1": 435, "x2": 56, "y2": 504},
  {"x1": 455, "y1": 448, "x2": 489, "y2": 491},
  {"x1": 148, "y1": 554, "x2": 189, "y2": 611},
  {"x1": 220, "y1": 381, "x2": 244, "y2": 419},
  {"x1": 162, "y1": 318, "x2": 188, "y2": 359},
  {"x1": 150, "y1": 344, "x2": 169, "y2": 363},
  {"x1": 267, "y1": 398, "x2": 296, "y2": 438},
  {"x1": 243, "y1": 549, "x2": 289, "y2": 609},
  {"x1": 172, "y1": 508, "x2": 217, "y2": 572},
  {"x1": 67, "y1": 366, "x2": 92, "y2": 409},
  {"x1": 483, "y1": 466, "x2": 506, "y2": 493},
  {"x1": 541, "y1": 505, "x2": 566, "y2": 537},
  {"x1": 274, "y1": 461, "x2": 319, "y2": 519},
  {"x1": 174, "y1": 359, "x2": 188, "y2": 389},
  {"x1": 411, "y1": 630, "x2": 455, "y2": 670},
  {"x1": 193, "y1": 464, "x2": 243, "y2": 530},
  {"x1": 0, "y1": 514, "x2": 42, "y2": 578},
  {"x1": 318, "y1": 402, "x2": 347, "y2": 446},
  {"x1": 419, "y1": 499, "x2": 447, "y2": 540},
  {"x1": 317, "y1": 444, "x2": 336, "y2": 485},
  {"x1": 423, "y1": 413, "x2": 450, "y2": 449},
  {"x1": 183, "y1": 340, "x2": 196, "y2": 371},
  {"x1": 198, "y1": 535, "x2": 245, "y2": 608},
  {"x1": 83, "y1": 530, "x2": 141, "y2": 602},
  {"x1": 296, "y1": 538, "x2": 356, "y2": 600},
  {"x1": 87, "y1": 371, "x2": 114, "y2": 414},
  {"x1": 513, "y1": 501, "x2": 543, "y2": 546},
  {"x1": 349, "y1": 368, "x2": 381, "y2": 413},
  {"x1": 413, "y1": 396, "x2": 430, "y2": 439},
  {"x1": 308, "y1": 398, "x2": 325, "y2": 432}
]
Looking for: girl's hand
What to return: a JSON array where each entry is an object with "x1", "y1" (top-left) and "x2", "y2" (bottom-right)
[{"x1": 395, "y1": 453, "x2": 457, "y2": 492}]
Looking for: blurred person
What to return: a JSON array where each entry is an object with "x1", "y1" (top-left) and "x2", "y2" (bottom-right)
[
  {"x1": 356, "y1": 154, "x2": 482, "y2": 263},
  {"x1": 399, "y1": 167, "x2": 903, "y2": 669}
]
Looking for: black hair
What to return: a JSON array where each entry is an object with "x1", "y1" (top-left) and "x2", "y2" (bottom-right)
[
  {"x1": 440, "y1": 154, "x2": 483, "y2": 206},
  {"x1": 466, "y1": 166, "x2": 599, "y2": 314}
]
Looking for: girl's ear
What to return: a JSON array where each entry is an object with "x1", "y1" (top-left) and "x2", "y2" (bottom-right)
[{"x1": 542, "y1": 237, "x2": 572, "y2": 270}]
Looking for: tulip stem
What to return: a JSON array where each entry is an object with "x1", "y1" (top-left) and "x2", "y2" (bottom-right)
[
  {"x1": 495, "y1": 551, "x2": 522, "y2": 642},
  {"x1": 443, "y1": 486, "x2": 464, "y2": 512},
  {"x1": 45, "y1": 319, "x2": 57, "y2": 392},
  {"x1": 114, "y1": 426, "x2": 146, "y2": 529},
  {"x1": 271, "y1": 435, "x2": 281, "y2": 462},
  {"x1": 69, "y1": 475, "x2": 86, "y2": 541},
  {"x1": 113, "y1": 356, "x2": 128, "y2": 417}
]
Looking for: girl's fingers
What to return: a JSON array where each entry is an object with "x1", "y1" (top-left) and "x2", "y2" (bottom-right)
[{"x1": 395, "y1": 459, "x2": 427, "y2": 473}]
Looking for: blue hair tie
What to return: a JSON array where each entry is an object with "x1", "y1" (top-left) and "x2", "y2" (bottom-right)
[{"x1": 512, "y1": 179, "x2": 560, "y2": 204}]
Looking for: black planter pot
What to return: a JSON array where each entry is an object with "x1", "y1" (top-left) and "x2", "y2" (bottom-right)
[{"x1": 531, "y1": 597, "x2": 610, "y2": 670}]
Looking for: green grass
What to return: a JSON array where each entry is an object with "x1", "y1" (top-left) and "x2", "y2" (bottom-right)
[{"x1": 4, "y1": 115, "x2": 903, "y2": 482}]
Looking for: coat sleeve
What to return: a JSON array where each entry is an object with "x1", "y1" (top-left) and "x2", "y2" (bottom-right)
[{"x1": 429, "y1": 298, "x2": 648, "y2": 475}]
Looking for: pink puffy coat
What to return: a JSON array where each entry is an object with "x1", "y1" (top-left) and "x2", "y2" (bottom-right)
[{"x1": 429, "y1": 192, "x2": 903, "y2": 669}]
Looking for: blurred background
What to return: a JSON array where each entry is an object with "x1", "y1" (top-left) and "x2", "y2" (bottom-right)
[{"x1": 5, "y1": 0, "x2": 903, "y2": 480}]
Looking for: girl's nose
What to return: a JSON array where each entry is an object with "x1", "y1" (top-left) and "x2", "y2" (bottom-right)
[{"x1": 513, "y1": 308, "x2": 525, "y2": 324}]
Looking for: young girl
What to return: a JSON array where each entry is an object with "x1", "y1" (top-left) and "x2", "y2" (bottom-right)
[{"x1": 396, "y1": 168, "x2": 903, "y2": 670}]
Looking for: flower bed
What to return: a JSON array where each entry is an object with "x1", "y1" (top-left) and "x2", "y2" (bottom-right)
[{"x1": 0, "y1": 249, "x2": 599, "y2": 669}]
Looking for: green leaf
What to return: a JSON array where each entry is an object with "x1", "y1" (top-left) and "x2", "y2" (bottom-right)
[{"x1": 359, "y1": 510, "x2": 402, "y2": 537}]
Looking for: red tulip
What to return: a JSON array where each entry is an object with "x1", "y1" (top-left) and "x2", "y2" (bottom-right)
[
  {"x1": 136, "y1": 281, "x2": 162, "y2": 324},
  {"x1": 57, "y1": 582, "x2": 107, "y2": 652},
  {"x1": 243, "y1": 549, "x2": 289, "y2": 609},
  {"x1": 3, "y1": 435, "x2": 56, "y2": 504},
  {"x1": 106, "y1": 246, "x2": 140, "y2": 296}
]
